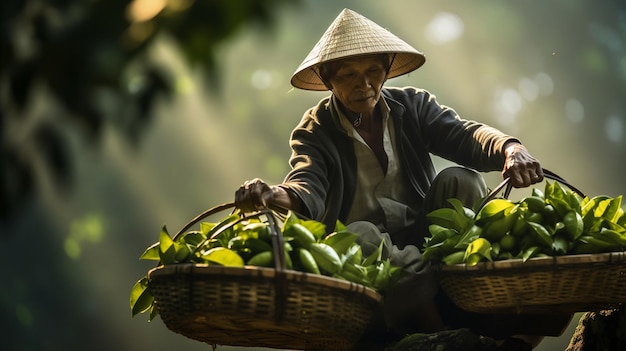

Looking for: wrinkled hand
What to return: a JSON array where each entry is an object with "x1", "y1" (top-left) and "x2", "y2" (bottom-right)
[
  {"x1": 234, "y1": 178, "x2": 274, "y2": 212},
  {"x1": 502, "y1": 143, "x2": 543, "y2": 188}
]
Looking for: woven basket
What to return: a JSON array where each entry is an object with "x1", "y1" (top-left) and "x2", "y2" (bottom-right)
[
  {"x1": 437, "y1": 169, "x2": 625, "y2": 314},
  {"x1": 147, "y1": 204, "x2": 383, "y2": 350},
  {"x1": 437, "y1": 251, "x2": 626, "y2": 314}
]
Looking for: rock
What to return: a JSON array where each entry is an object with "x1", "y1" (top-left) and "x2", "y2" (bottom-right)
[
  {"x1": 565, "y1": 309, "x2": 626, "y2": 351},
  {"x1": 383, "y1": 328, "x2": 532, "y2": 351}
]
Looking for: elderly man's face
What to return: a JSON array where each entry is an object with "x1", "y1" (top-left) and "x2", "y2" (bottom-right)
[{"x1": 327, "y1": 55, "x2": 388, "y2": 114}]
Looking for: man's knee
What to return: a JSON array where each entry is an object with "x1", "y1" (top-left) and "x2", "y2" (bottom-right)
[
  {"x1": 426, "y1": 166, "x2": 488, "y2": 210},
  {"x1": 436, "y1": 166, "x2": 485, "y2": 189}
]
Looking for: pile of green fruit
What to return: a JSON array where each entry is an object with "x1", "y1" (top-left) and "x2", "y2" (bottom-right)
[
  {"x1": 130, "y1": 209, "x2": 404, "y2": 320},
  {"x1": 423, "y1": 180, "x2": 626, "y2": 266}
]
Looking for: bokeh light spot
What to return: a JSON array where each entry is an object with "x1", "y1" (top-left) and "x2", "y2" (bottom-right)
[
  {"x1": 251, "y1": 70, "x2": 273, "y2": 90},
  {"x1": 500, "y1": 88, "x2": 523, "y2": 115},
  {"x1": 492, "y1": 88, "x2": 522, "y2": 128},
  {"x1": 534, "y1": 72, "x2": 554, "y2": 96},
  {"x1": 16, "y1": 304, "x2": 33, "y2": 326},
  {"x1": 518, "y1": 77, "x2": 539, "y2": 101},
  {"x1": 565, "y1": 98, "x2": 585, "y2": 123},
  {"x1": 65, "y1": 238, "x2": 81, "y2": 260},
  {"x1": 65, "y1": 215, "x2": 105, "y2": 259},
  {"x1": 605, "y1": 115, "x2": 624, "y2": 143},
  {"x1": 127, "y1": 0, "x2": 166, "y2": 23},
  {"x1": 175, "y1": 75, "x2": 195, "y2": 95},
  {"x1": 425, "y1": 12, "x2": 464, "y2": 44}
]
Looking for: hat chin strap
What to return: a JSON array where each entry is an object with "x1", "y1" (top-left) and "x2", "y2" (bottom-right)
[
  {"x1": 387, "y1": 53, "x2": 396, "y2": 74},
  {"x1": 314, "y1": 53, "x2": 396, "y2": 91},
  {"x1": 311, "y1": 66, "x2": 333, "y2": 91}
]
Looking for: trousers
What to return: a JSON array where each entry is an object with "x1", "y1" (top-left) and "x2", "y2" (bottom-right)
[
  {"x1": 348, "y1": 166, "x2": 488, "y2": 335},
  {"x1": 350, "y1": 166, "x2": 572, "y2": 339}
]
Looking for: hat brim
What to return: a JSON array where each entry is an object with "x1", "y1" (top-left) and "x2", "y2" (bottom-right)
[
  {"x1": 291, "y1": 51, "x2": 425, "y2": 91},
  {"x1": 289, "y1": 9, "x2": 426, "y2": 91}
]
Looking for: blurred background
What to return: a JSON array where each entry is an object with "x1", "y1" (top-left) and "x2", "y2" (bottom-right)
[{"x1": 2, "y1": 0, "x2": 625, "y2": 350}]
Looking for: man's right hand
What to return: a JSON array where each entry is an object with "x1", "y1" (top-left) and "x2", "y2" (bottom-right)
[{"x1": 234, "y1": 178, "x2": 296, "y2": 213}]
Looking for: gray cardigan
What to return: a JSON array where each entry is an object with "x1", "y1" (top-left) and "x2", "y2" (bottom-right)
[{"x1": 281, "y1": 87, "x2": 516, "y2": 239}]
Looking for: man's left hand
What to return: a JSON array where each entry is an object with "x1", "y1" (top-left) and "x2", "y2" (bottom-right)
[{"x1": 502, "y1": 142, "x2": 543, "y2": 188}]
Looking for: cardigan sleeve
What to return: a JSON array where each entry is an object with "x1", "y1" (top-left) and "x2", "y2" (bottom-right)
[{"x1": 410, "y1": 88, "x2": 517, "y2": 172}]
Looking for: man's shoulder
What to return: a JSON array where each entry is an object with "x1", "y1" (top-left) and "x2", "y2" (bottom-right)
[
  {"x1": 298, "y1": 95, "x2": 341, "y2": 134},
  {"x1": 383, "y1": 86, "x2": 431, "y2": 99}
]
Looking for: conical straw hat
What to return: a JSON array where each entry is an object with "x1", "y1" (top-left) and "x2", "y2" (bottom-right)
[{"x1": 291, "y1": 8, "x2": 426, "y2": 91}]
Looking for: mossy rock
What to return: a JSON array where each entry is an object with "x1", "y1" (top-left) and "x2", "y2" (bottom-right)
[
  {"x1": 384, "y1": 328, "x2": 531, "y2": 351},
  {"x1": 566, "y1": 309, "x2": 626, "y2": 351}
]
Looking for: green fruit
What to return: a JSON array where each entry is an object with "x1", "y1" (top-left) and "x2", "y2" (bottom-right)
[
  {"x1": 242, "y1": 222, "x2": 271, "y2": 240},
  {"x1": 284, "y1": 247, "x2": 294, "y2": 269},
  {"x1": 288, "y1": 223, "x2": 316, "y2": 247},
  {"x1": 521, "y1": 196, "x2": 546, "y2": 212},
  {"x1": 482, "y1": 214, "x2": 515, "y2": 241},
  {"x1": 526, "y1": 212, "x2": 544, "y2": 224},
  {"x1": 308, "y1": 243, "x2": 342, "y2": 274},
  {"x1": 511, "y1": 215, "x2": 528, "y2": 237},
  {"x1": 298, "y1": 248, "x2": 320, "y2": 274},
  {"x1": 247, "y1": 251, "x2": 274, "y2": 267},
  {"x1": 563, "y1": 211, "x2": 584, "y2": 240},
  {"x1": 335, "y1": 270, "x2": 369, "y2": 286},
  {"x1": 342, "y1": 262, "x2": 367, "y2": 279},
  {"x1": 228, "y1": 236, "x2": 273, "y2": 260},
  {"x1": 442, "y1": 251, "x2": 466, "y2": 266},
  {"x1": 499, "y1": 234, "x2": 517, "y2": 252},
  {"x1": 542, "y1": 204, "x2": 557, "y2": 226}
]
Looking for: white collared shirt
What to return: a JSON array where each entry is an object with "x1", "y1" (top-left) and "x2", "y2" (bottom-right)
[{"x1": 337, "y1": 99, "x2": 417, "y2": 235}]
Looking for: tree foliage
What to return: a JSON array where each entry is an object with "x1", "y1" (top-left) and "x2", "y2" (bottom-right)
[{"x1": 0, "y1": 0, "x2": 298, "y2": 222}]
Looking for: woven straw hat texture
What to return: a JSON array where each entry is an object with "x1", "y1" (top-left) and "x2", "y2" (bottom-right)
[{"x1": 291, "y1": 8, "x2": 426, "y2": 91}]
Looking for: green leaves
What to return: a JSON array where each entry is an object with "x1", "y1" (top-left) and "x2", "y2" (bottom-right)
[
  {"x1": 464, "y1": 238, "x2": 492, "y2": 266},
  {"x1": 131, "y1": 207, "x2": 407, "y2": 320},
  {"x1": 199, "y1": 247, "x2": 245, "y2": 267},
  {"x1": 130, "y1": 277, "x2": 154, "y2": 319},
  {"x1": 323, "y1": 230, "x2": 359, "y2": 255},
  {"x1": 475, "y1": 199, "x2": 515, "y2": 224},
  {"x1": 158, "y1": 226, "x2": 177, "y2": 264},
  {"x1": 423, "y1": 180, "x2": 626, "y2": 266}
]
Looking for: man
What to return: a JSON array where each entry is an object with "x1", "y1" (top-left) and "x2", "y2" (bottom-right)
[{"x1": 235, "y1": 8, "x2": 568, "y2": 348}]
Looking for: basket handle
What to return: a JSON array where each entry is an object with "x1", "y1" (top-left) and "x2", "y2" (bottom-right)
[
  {"x1": 172, "y1": 202, "x2": 288, "y2": 273},
  {"x1": 477, "y1": 168, "x2": 586, "y2": 211},
  {"x1": 172, "y1": 202, "x2": 236, "y2": 240},
  {"x1": 170, "y1": 202, "x2": 290, "y2": 321}
]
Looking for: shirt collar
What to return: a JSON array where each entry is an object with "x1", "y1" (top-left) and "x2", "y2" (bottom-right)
[{"x1": 333, "y1": 94, "x2": 392, "y2": 134}]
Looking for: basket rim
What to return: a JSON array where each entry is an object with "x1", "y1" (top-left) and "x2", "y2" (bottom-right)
[
  {"x1": 148, "y1": 263, "x2": 383, "y2": 302},
  {"x1": 437, "y1": 250, "x2": 626, "y2": 272}
]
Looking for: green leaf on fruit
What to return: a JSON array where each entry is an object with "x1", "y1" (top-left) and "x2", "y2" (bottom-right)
[{"x1": 199, "y1": 247, "x2": 245, "y2": 267}]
